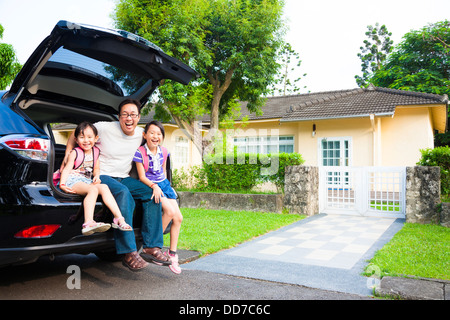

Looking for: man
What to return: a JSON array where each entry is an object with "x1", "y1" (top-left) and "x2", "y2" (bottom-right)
[{"x1": 63, "y1": 99, "x2": 170, "y2": 271}]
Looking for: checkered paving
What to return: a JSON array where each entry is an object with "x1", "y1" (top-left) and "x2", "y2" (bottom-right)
[{"x1": 227, "y1": 214, "x2": 396, "y2": 269}]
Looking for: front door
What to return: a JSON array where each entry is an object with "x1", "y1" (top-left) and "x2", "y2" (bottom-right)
[
  {"x1": 320, "y1": 137, "x2": 351, "y2": 187},
  {"x1": 319, "y1": 137, "x2": 355, "y2": 212}
]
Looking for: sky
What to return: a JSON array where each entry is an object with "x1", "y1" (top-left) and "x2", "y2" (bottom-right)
[{"x1": 0, "y1": 0, "x2": 449, "y2": 93}]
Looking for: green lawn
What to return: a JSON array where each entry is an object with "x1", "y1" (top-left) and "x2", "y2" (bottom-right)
[
  {"x1": 163, "y1": 208, "x2": 304, "y2": 255},
  {"x1": 366, "y1": 223, "x2": 450, "y2": 280},
  {"x1": 369, "y1": 201, "x2": 401, "y2": 212}
]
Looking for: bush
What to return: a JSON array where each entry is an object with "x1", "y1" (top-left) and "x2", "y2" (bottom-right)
[
  {"x1": 264, "y1": 152, "x2": 305, "y2": 191},
  {"x1": 173, "y1": 152, "x2": 305, "y2": 193},
  {"x1": 172, "y1": 165, "x2": 207, "y2": 190},
  {"x1": 203, "y1": 153, "x2": 261, "y2": 191},
  {"x1": 417, "y1": 146, "x2": 450, "y2": 195}
]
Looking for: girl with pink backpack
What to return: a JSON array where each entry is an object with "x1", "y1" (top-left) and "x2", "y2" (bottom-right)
[
  {"x1": 133, "y1": 121, "x2": 183, "y2": 274},
  {"x1": 59, "y1": 122, "x2": 132, "y2": 236}
]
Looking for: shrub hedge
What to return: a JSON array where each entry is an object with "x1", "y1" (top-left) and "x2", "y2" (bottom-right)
[
  {"x1": 417, "y1": 146, "x2": 450, "y2": 195},
  {"x1": 173, "y1": 152, "x2": 304, "y2": 193}
]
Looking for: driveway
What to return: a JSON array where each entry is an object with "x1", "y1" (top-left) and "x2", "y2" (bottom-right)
[{"x1": 183, "y1": 213, "x2": 405, "y2": 296}]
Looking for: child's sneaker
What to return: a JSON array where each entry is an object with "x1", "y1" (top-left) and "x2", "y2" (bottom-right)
[{"x1": 168, "y1": 252, "x2": 181, "y2": 274}]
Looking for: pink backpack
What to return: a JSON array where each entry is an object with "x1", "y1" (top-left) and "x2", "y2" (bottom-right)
[
  {"x1": 53, "y1": 146, "x2": 100, "y2": 186},
  {"x1": 138, "y1": 145, "x2": 168, "y2": 172}
]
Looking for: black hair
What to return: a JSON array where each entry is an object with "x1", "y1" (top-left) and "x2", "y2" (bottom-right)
[
  {"x1": 118, "y1": 99, "x2": 142, "y2": 115},
  {"x1": 75, "y1": 121, "x2": 98, "y2": 138},
  {"x1": 142, "y1": 120, "x2": 165, "y2": 145}
]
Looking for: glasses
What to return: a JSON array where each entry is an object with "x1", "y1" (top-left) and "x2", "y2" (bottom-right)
[{"x1": 120, "y1": 113, "x2": 139, "y2": 119}]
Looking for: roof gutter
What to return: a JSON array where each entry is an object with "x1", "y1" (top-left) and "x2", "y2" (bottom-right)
[{"x1": 280, "y1": 112, "x2": 395, "y2": 123}]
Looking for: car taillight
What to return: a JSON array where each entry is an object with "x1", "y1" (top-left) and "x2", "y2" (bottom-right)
[
  {"x1": 0, "y1": 135, "x2": 49, "y2": 162},
  {"x1": 14, "y1": 224, "x2": 61, "y2": 239}
]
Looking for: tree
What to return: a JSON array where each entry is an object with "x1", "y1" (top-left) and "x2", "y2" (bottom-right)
[
  {"x1": 369, "y1": 20, "x2": 450, "y2": 96},
  {"x1": 0, "y1": 24, "x2": 21, "y2": 90},
  {"x1": 268, "y1": 43, "x2": 307, "y2": 96},
  {"x1": 369, "y1": 20, "x2": 450, "y2": 146},
  {"x1": 355, "y1": 23, "x2": 393, "y2": 87},
  {"x1": 113, "y1": 0, "x2": 286, "y2": 156}
]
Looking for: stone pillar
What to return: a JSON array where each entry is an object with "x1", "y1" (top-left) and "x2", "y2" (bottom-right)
[
  {"x1": 405, "y1": 166, "x2": 441, "y2": 224},
  {"x1": 439, "y1": 203, "x2": 450, "y2": 228},
  {"x1": 284, "y1": 166, "x2": 319, "y2": 216}
]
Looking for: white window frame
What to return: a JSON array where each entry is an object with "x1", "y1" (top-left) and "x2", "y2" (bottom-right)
[
  {"x1": 234, "y1": 135, "x2": 294, "y2": 154},
  {"x1": 318, "y1": 137, "x2": 352, "y2": 167},
  {"x1": 318, "y1": 137, "x2": 353, "y2": 188},
  {"x1": 172, "y1": 135, "x2": 189, "y2": 167}
]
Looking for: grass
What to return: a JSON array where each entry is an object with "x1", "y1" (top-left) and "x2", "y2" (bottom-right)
[
  {"x1": 163, "y1": 208, "x2": 304, "y2": 255},
  {"x1": 369, "y1": 201, "x2": 401, "y2": 212},
  {"x1": 366, "y1": 223, "x2": 450, "y2": 280}
]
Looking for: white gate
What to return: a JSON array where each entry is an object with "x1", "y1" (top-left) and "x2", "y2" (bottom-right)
[{"x1": 319, "y1": 166, "x2": 406, "y2": 218}]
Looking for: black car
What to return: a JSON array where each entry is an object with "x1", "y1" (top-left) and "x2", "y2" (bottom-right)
[{"x1": 0, "y1": 21, "x2": 197, "y2": 267}]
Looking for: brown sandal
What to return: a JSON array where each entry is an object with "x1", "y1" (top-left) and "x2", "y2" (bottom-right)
[
  {"x1": 122, "y1": 251, "x2": 149, "y2": 272},
  {"x1": 140, "y1": 247, "x2": 172, "y2": 266}
]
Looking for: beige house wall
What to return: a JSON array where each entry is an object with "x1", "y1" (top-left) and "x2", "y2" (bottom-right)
[{"x1": 380, "y1": 106, "x2": 435, "y2": 166}]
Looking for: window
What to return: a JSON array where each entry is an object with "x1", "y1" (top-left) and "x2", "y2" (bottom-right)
[
  {"x1": 319, "y1": 137, "x2": 351, "y2": 167},
  {"x1": 279, "y1": 136, "x2": 294, "y2": 153},
  {"x1": 234, "y1": 136, "x2": 294, "y2": 154},
  {"x1": 319, "y1": 137, "x2": 352, "y2": 187},
  {"x1": 172, "y1": 136, "x2": 188, "y2": 167},
  {"x1": 47, "y1": 48, "x2": 150, "y2": 96}
]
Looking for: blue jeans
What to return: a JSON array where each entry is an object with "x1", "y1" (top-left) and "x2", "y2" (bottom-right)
[{"x1": 100, "y1": 175, "x2": 163, "y2": 254}]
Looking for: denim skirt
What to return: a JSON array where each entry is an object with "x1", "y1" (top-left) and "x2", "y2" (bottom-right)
[
  {"x1": 65, "y1": 174, "x2": 93, "y2": 188},
  {"x1": 156, "y1": 179, "x2": 177, "y2": 199}
]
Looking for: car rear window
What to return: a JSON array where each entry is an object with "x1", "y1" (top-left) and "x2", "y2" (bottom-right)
[{"x1": 45, "y1": 47, "x2": 150, "y2": 96}]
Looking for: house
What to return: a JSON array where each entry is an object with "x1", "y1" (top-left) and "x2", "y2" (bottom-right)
[
  {"x1": 232, "y1": 85, "x2": 448, "y2": 168},
  {"x1": 53, "y1": 85, "x2": 448, "y2": 170}
]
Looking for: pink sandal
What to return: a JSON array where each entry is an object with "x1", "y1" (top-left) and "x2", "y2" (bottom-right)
[
  {"x1": 82, "y1": 221, "x2": 111, "y2": 236},
  {"x1": 112, "y1": 217, "x2": 132, "y2": 231}
]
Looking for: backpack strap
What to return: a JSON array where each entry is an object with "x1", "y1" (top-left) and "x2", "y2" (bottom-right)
[
  {"x1": 138, "y1": 146, "x2": 168, "y2": 172},
  {"x1": 73, "y1": 147, "x2": 84, "y2": 169},
  {"x1": 138, "y1": 145, "x2": 149, "y2": 172},
  {"x1": 92, "y1": 146, "x2": 100, "y2": 167},
  {"x1": 161, "y1": 146, "x2": 168, "y2": 166},
  {"x1": 73, "y1": 146, "x2": 100, "y2": 169}
]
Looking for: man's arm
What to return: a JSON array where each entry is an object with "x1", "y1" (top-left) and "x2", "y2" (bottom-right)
[{"x1": 60, "y1": 130, "x2": 77, "y2": 171}]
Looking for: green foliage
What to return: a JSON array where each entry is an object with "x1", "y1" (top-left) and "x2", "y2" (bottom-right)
[
  {"x1": 369, "y1": 20, "x2": 450, "y2": 97},
  {"x1": 417, "y1": 146, "x2": 450, "y2": 195},
  {"x1": 261, "y1": 152, "x2": 305, "y2": 191},
  {"x1": 173, "y1": 152, "x2": 304, "y2": 193},
  {"x1": 113, "y1": 0, "x2": 287, "y2": 149},
  {"x1": 0, "y1": 23, "x2": 22, "y2": 90},
  {"x1": 355, "y1": 23, "x2": 393, "y2": 87},
  {"x1": 269, "y1": 42, "x2": 307, "y2": 96},
  {"x1": 203, "y1": 153, "x2": 261, "y2": 191}
]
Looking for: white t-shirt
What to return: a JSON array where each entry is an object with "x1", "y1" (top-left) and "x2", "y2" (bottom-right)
[{"x1": 94, "y1": 121, "x2": 144, "y2": 178}]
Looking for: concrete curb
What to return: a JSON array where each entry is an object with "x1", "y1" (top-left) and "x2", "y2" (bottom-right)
[
  {"x1": 170, "y1": 249, "x2": 202, "y2": 265},
  {"x1": 376, "y1": 276, "x2": 450, "y2": 300}
]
